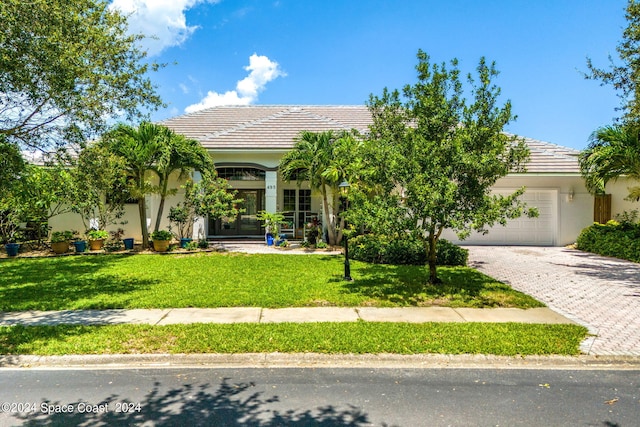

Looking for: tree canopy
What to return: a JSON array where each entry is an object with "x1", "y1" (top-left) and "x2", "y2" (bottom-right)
[
  {"x1": 579, "y1": 124, "x2": 640, "y2": 201},
  {"x1": 0, "y1": 0, "x2": 163, "y2": 151},
  {"x1": 585, "y1": 0, "x2": 640, "y2": 122},
  {"x1": 350, "y1": 50, "x2": 534, "y2": 284}
]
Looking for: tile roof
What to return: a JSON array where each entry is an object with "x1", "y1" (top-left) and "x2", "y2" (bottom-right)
[{"x1": 161, "y1": 105, "x2": 580, "y2": 173}]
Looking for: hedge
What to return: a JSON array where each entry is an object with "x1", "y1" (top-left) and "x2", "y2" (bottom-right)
[
  {"x1": 576, "y1": 220, "x2": 640, "y2": 263},
  {"x1": 349, "y1": 234, "x2": 468, "y2": 266}
]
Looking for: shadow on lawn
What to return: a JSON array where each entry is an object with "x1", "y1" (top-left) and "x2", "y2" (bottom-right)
[
  {"x1": 0, "y1": 255, "x2": 157, "y2": 311},
  {"x1": 11, "y1": 379, "x2": 388, "y2": 427},
  {"x1": 343, "y1": 263, "x2": 514, "y2": 307}
]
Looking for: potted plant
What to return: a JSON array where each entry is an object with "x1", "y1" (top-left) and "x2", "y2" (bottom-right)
[
  {"x1": 1, "y1": 210, "x2": 22, "y2": 257},
  {"x1": 50, "y1": 230, "x2": 73, "y2": 254},
  {"x1": 257, "y1": 211, "x2": 285, "y2": 246},
  {"x1": 151, "y1": 230, "x2": 172, "y2": 252},
  {"x1": 87, "y1": 229, "x2": 109, "y2": 250},
  {"x1": 168, "y1": 204, "x2": 195, "y2": 248}
]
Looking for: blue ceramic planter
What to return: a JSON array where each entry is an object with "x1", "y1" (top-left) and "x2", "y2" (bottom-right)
[
  {"x1": 179, "y1": 238, "x2": 192, "y2": 248},
  {"x1": 5, "y1": 243, "x2": 19, "y2": 257},
  {"x1": 123, "y1": 238, "x2": 134, "y2": 250},
  {"x1": 266, "y1": 233, "x2": 274, "y2": 246},
  {"x1": 73, "y1": 240, "x2": 87, "y2": 253}
]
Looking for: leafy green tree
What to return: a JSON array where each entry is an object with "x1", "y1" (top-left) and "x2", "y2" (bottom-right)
[
  {"x1": 20, "y1": 164, "x2": 75, "y2": 234},
  {"x1": 182, "y1": 172, "x2": 242, "y2": 238},
  {"x1": 354, "y1": 50, "x2": 533, "y2": 284},
  {"x1": 579, "y1": 124, "x2": 640, "y2": 201},
  {"x1": 0, "y1": 0, "x2": 162, "y2": 151},
  {"x1": 279, "y1": 130, "x2": 361, "y2": 246},
  {"x1": 0, "y1": 136, "x2": 25, "y2": 195},
  {"x1": 70, "y1": 144, "x2": 130, "y2": 232},
  {"x1": 152, "y1": 130, "x2": 215, "y2": 233}
]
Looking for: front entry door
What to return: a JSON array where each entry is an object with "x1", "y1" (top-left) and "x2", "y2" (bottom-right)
[{"x1": 211, "y1": 190, "x2": 264, "y2": 236}]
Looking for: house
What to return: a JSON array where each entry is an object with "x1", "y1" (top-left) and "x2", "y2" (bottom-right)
[{"x1": 50, "y1": 105, "x2": 639, "y2": 245}]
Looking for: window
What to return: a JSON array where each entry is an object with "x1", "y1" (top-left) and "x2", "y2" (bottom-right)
[
  {"x1": 283, "y1": 189, "x2": 296, "y2": 211},
  {"x1": 299, "y1": 190, "x2": 311, "y2": 211},
  {"x1": 217, "y1": 167, "x2": 265, "y2": 181}
]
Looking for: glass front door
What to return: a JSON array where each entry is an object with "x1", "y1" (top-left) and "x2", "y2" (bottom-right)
[{"x1": 211, "y1": 190, "x2": 264, "y2": 236}]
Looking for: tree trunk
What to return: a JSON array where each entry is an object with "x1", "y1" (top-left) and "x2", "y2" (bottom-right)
[
  {"x1": 138, "y1": 197, "x2": 149, "y2": 249},
  {"x1": 154, "y1": 196, "x2": 166, "y2": 233},
  {"x1": 426, "y1": 232, "x2": 441, "y2": 284},
  {"x1": 321, "y1": 185, "x2": 337, "y2": 245},
  {"x1": 153, "y1": 174, "x2": 169, "y2": 233}
]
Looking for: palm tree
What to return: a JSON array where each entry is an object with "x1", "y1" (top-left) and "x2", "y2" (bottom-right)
[
  {"x1": 579, "y1": 124, "x2": 640, "y2": 201},
  {"x1": 279, "y1": 130, "x2": 359, "y2": 245},
  {"x1": 151, "y1": 130, "x2": 214, "y2": 233},
  {"x1": 105, "y1": 122, "x2": 164, "y2": 249}
]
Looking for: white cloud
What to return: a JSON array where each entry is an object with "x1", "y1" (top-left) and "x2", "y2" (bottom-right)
[
  {"x1": 109, "y1": 0, "x2": 219, "y2": 56},
  {"x1": 185, "y1": 54, "x2": 286, "y2": 113}
]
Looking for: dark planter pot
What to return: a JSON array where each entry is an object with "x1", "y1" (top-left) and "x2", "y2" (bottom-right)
[
  {"x1": 73, "y1": 240, "x2": 87, "y2": 253},
  {"x1": 5, "y1": 243, "x2": 20, "y2": 257},
  {"x1": 266, "y1": 233, "x2": 274, "y2": 246},
  {"x1": 123, "y1": 238, "x2": 134, "y2": 250},
  {"x1": 180, "y1": 238, "x2": 192, "y2": 248}
]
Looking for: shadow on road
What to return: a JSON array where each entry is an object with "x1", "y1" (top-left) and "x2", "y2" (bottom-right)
[{"x1": 14, "y1": 379, "x2": 396, "y2": 426}]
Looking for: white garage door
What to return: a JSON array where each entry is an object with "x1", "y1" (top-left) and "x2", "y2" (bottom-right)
[{"x1": 449, "y1": 189, "x2": 558, "y2": 246}]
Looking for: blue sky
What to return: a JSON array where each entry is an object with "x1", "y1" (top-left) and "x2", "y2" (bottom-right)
[{"x1": 110, "y1": 0, "x2": 629, "y2": 150}]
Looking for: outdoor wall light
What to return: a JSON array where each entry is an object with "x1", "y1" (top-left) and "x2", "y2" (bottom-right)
[{"x1": 568, "y1": 188, "x2": 575, "y2": 202}]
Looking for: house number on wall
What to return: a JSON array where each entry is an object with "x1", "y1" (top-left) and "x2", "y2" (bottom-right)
[{"x1": 266, "y1": 185, "x2": 276, "y2": 190}]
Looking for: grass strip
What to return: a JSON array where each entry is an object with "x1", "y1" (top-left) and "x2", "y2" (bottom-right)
[
  {"x1": 0, "y1": 253, "x2": 542, "y2": 310},
  {"x1": 0, "y1": 323, "x2": 588, "y2": 356}
]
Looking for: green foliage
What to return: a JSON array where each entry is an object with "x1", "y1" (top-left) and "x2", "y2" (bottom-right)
[
  {"x1": 279, "y1": 130, "x2": 362, "y2": 245},
  {"x1": 0, "y1": 0, "x2": 163, "y2": 151},
  {"x1": 151, "y1": 230, "x2": 173, "y2": 241},
  {"x1": 0, "y1": 137, "x2": 25, "y2": 194},
  {"x1": 197, "y1": 239, "x2": 209, "y2": 249},
  {"x1": 576, "y1": 221, "x2": 640, "y2": 262},
  {"x1": 349, "y1": 234, "x2": 468, "y2": 266},
  {"x1": 168, "y1": 204, "x2": 194, "y2": 240},
  {"x1": 585, "y1": 0, "x2": 640, "y2": 122},
  {"x1": 183, "y1": 173, "x2": 241, "y2": 225},
  {"x1": 70, "y1": 144, "x2": 128, "y2": 231},
  {"x1": 579, "y1": 124, "x2": 640, "y2": 201},
  {"x1": 50, "y1": 231, "x2": 73, "y2": 243},
  {"x1": 151, "y1": 130, "x2": 215, "y2": 232},
  {"x1": 256, "y1": 211, "x2": 285, "y2": 235},
  {"x1": 87, "y1": 229, "x2": 109, "y2": 240},
  {"x1": 352, "y1": 50, "x2": 532, "y2": 283}
]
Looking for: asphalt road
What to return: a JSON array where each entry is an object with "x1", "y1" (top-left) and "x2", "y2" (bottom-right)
[{"x1": 1, "y1": 367, "x2": 639, "y2": 426}]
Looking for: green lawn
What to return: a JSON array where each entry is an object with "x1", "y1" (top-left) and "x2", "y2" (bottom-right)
[
  {"x1": 0, "y1": 322, "x2": 588, "y2": 356},
  {"x1": 0, "y1": 252, "x2": 543, "y2": 310}
]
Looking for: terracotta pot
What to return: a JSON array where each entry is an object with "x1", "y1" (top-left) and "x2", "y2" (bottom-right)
[
  {"x1": 153, "y1": 240, "x2": 171, "y2": 252},
  {"x1": 51, "y1": 241, "x2": 69, "y2": 254},
  {"x1": 89, "y1": 239, "x2": 104, "y2": 251}
]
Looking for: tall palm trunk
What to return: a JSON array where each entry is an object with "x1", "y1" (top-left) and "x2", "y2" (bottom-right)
[{"x1": 154, "y1": 174, "x2": 169, "y2": 233}]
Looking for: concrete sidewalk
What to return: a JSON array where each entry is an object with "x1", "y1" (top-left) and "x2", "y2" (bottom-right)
[{"x1": 0, "y1": 306, "x2": 575, "y2": 326}]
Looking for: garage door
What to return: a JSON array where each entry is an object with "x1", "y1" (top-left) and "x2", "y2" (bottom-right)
[{"x1": 447, "y1": 189, "x2": 558, "y2": 246}]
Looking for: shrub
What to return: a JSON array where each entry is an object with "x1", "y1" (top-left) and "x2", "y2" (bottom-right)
[
  {"x1": 50, "y1": 230, "x2": 73, "y2": 243},
  {"x1": 87, "y1": 229, "x2": 109, "y2": 240},
  {"x1": 349, "y1": 234, "x2": 468, "y2": 266},
  {"x1": 151, "y1": 230, "x2": 173, "y2": 241},
  {"x1": 436, "y1": 238, "x2": 470, "y2": 266},
  {"x1": 576, "y1": 221, "x2": 640, "y2": 263}
]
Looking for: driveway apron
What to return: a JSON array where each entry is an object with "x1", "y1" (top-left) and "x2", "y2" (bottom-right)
[{"x1": 466, "y1": 246, "x2": 640, "y2": 356}]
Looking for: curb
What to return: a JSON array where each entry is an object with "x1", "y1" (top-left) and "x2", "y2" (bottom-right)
[{"x1": 2, "y1": 353, "x2": 640, "y2": 370}]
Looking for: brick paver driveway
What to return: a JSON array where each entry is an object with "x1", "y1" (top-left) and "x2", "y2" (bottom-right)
[{"x1": 466, "y1": 246, "x2": 640, "y2": 356}]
